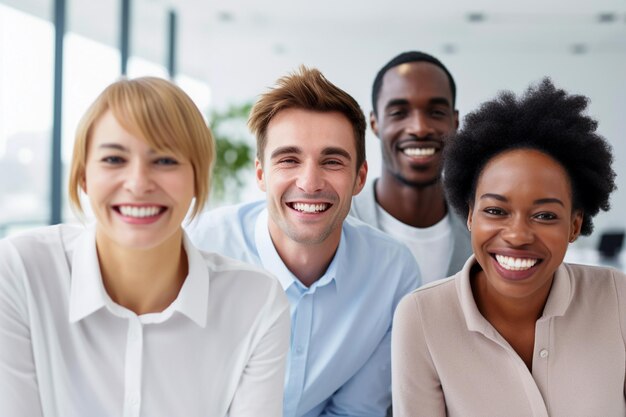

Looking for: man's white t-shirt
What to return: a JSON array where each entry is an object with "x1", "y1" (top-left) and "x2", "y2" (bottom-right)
[{"x1": 376, "y1": 205, "x2": 453, "y2": 285}]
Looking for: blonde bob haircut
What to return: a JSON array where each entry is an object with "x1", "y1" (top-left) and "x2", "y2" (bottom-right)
[{"x1": 69, "y1": 76, "x2": 215, "y2": 220}]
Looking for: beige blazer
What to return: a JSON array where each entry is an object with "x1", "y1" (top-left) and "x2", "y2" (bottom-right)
[{"x1": 392, "y1": 256, "x2": 626, "y2": 417}]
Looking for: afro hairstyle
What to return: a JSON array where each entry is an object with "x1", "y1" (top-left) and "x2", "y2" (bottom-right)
[{"x1": 443, "y1": 78, "x2": 616, "y2": 236}]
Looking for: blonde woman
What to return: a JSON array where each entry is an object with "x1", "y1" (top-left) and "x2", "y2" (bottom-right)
[{"x1": 0, "y1": 77, "x2": 290, "y2": 417}]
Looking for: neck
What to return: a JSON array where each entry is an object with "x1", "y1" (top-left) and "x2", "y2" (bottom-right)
[
  {"x1": 95, "y1": 228, "x2": 188, "y2": 315},
  {"x1": 268, "y1": 226, "x2": 340, "y2": 288},
  {"x1": 376, "y1": 174, "x2": 447, "y2": 228},
  {"x1": 471, "y1": 267, "x2": 552, "y2": 326}
]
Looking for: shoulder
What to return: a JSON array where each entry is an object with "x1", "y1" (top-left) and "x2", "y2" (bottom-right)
[
  {"x1": 186, "y1": 201, "x2": 264, "y2": 254},
  {"x1": 1, "y1": 224, "x2": 83, "y2": 262},
  {"x1": 564, "y1": 262, "x2": 626, "y2": 284},
  {"x1": 399, "y1": 276, "x2": 458, "y2": 317},
  {"x1": 188, "y1": 201, "x2": 263, "y2": 231},
  {"x1": 344, "y1": 215, "x2": 414, "y2": 258},
  {"x1": 344, "y1": 215, "x2": 421, "y2": 285},
  {"x1": 564, "y1": 262, "x2": 626, "y2": 295},
  {"x1": 350, "y1": 179, "x2": 377, "y2": 220},
  {"x1": 393, "y1": 276, "x2": 461, "y2": 345},
  {"x1": 199, "y1": 250, "x2": 288, "y2": 308}
]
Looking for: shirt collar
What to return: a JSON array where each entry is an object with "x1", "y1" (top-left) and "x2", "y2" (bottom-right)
[
  {"x1": 69, "y1": 225, "x2": 209, "y2": 327},
  {"x1": 539, "y1": 262, "x2": 572, "y2": 318},
  {"x1": 172, "y1": 232, "x2": 209, "y2": 327},
  {"x1": 68, "y1": 224, "x2": 108, "y2": 323},
  {"x1": 456, "y1": 255, "x2": 574, "y2": 335},
  {"x1": 254, "y1": 208, "x2": 340, "y2": 292}
]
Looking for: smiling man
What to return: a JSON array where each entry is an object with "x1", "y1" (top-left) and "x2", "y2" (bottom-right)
[
  {"x1": 188, "y1": 66, "x2": 420, "y2": 417},
  {"x1": 350, "y1": 51, "x2": 472, "y2": 285}
]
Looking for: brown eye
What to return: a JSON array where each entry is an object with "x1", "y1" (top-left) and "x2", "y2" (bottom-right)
[
  {"x1": 484, "y1": 207, "x2": 506, "y2": 216},
  {"x1": 534, "y1": 212, "x2": 557, "y2": 221}
]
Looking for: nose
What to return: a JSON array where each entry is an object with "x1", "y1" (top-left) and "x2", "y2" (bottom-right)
[
  {"x1": 406, "y1": 111, "x2": 435, "y2": 138},
  {"x1": 295, "y1": 162, "x2": 324, "y2": 194},
  {"x1": 501, "y1": 216, "x2": 535, "y2": 246},
  {"x1": 124, "y1": 161, "x2": 155, "y2": 195}
]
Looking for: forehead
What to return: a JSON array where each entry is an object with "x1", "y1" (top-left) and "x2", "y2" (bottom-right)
[
  {"x1": 265, "y1": 108, "x2": 356, "y2": 157},
  {"x1": 476, "y1": 149, "x2": 572, "y2": 202},
  {"x1": 89, "y1": 111, "x2": 135, "y2": 144},
  {"x1": 378, "y1": 62, "x2": 452, "y2": 106},
  {"x1": 89, "y1": 110, "x2": 166, "y2": 154}
]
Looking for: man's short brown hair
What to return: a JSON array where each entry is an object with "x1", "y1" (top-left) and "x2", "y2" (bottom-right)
[{"x1": 248, "y1": 66, "x2": 366, "y2": 169}]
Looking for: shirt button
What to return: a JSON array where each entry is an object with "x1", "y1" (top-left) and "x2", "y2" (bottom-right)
[
  {"x1": 295, "y1": 346, "x2": 304, "y2": 355},
  {"x1": 539, "y1": 349, "x2": 549, "y2": 359}
]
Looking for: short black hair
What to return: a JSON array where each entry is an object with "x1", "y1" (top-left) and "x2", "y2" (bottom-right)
[
  {"x1": 443, "y1": 78, "x2": 616, "y2": 236},
  {"x1": 371, "y1": 51, "x2": 457, "y2": 116}
]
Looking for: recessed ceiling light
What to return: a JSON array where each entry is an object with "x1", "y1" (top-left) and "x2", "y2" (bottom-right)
[
  {"x1": 217, "y1": 11, "x2": 234, "y2": 22},
  {"x1": 273, "y1": 44, "x2": 287, "y2": 55},
  {"x1": 442, "y1": 43, "x2": 457, "y2": 54},
  {"x1": 598, "y1": 12, "x2": 616, "y2": 23},
  {"x1": 467, "y1": 12, "x2": 486, "y2": 23},
  {"x1": 571, "y1": 43, "x2": 587, "y2": 55}
]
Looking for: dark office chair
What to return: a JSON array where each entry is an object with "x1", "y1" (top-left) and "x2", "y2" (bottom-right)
[{"x1": 597, "y1": 231, "x2": 625, "y2": 258}]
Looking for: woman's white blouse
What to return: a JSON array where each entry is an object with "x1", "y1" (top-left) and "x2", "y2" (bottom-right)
[{"x1": 0, "y1": 224, "x2": 290, "y2": 417}]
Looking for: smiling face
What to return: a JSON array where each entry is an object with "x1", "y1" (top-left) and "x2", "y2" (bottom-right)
[
  {"x1": 84, "y1": 110, "x2": 195, "y2": 252},
  {"x1": 372, "y1": 61, "x2": 458, "y2": 188},
  {"x1": 468, "y1": 148, "x2": 583, "y2": 303},
  {"x1": 256, "y1": 108, "x2": 367, "y2": 249}
]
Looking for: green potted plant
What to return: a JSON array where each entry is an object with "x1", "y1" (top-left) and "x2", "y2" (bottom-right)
[{"x1": 208, "y1": 102, "x2": 255, "y2": 204}]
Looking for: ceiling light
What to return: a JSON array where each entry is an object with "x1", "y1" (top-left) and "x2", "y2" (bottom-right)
[
  {"x1": 217, "y1": 11, "x2": 234, "y2": 22},
  {"x1": 442, "y1": 43, "x2": 457, "y2": 54},
  {"x1": 598, "y1": 12, "x2": 616, "y2": 23},
  {"x1": 467, "y1": 12, "x2": 486, "y2": 23},
  {"x1": 571, "y1": 43, "x2": 587, "y2": 55}
]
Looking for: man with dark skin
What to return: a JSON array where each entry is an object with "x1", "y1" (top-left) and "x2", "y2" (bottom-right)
[{"x1": 351, "y1": 51, "x2": 472, "y2": 284}]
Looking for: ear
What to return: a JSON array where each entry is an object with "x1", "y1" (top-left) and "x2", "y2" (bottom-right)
[
  {"x1": 81, "y1": 174, "x2": 87, "y2": 194},
  {"x1": 454, "y1": 110, "x2": 460, "y2": 130},
  {"x1": 255, "y1": 158, "x2": 266, "y2": 192},
  {"x1": 467, "y1": 205, "x2": 474, "y2": 232},
  {"x1": 352, "y1": 161, "x2": 368, "y2": 196},
  {"x1": 370, "y1": 111, "x2": 380, "y2": 138},
  {"x1": 569, "y1": 210, "x2": 583, "y2": 243}
]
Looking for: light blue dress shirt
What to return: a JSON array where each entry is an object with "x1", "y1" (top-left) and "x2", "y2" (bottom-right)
[{"x1": 187, "y1": 201, "x2": 421, "y2": 417}]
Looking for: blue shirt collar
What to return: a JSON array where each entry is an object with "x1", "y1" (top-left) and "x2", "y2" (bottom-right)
[{"x1": 254, "y1": 208, "x2": 342, "y2": 293}]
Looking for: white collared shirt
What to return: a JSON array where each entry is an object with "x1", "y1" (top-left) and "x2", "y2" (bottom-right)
[{"x1": 0, "y1": 224, "x2": 290, "y2": 417}]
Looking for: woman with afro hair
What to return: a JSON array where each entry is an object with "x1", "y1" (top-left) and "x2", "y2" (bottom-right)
[{"x1": 391, "y1": 79, "x2": 625, "y2": 417}]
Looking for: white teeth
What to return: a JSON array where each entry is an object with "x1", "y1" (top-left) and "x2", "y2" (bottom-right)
[
  {"x1": 119, "y1": 206, "x2": 161, "y2": 218},
  {"x1": 495, "y1": 255, "x2": 539, "y2": 271},
  {"x1": 292, "y1": 203, "x2": 329, "y2": 213},
  {"x1": 403, "y1": 147, "x2": 436, "y2": 157}
]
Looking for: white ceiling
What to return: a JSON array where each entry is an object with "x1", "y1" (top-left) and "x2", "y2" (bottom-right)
[
  {"x1": 6, "y1": 0, "x2": 626, "y2": 85},
  {"x1": 171, "y1": 0, "x2": 626, "y2": 78}
]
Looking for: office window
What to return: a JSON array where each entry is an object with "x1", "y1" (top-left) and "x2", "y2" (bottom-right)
[
  {"x1": 128, "y1": 0, "x2": 168, "y2": 78},
  {"x1": 61, "y1": 0, "x2": 120, "y2": 222},
  {"x1": 0, "y1": 3, "x2": 54, "y2": 236}
]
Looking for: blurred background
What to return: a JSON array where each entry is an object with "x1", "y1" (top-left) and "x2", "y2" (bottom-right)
[{"x1": 1, "y1": 0, "x2": 625, "y2": 266}]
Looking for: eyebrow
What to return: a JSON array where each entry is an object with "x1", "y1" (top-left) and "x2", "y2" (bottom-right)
[
  {"x1": 96, "y1": 142, "x2": 158, "y2": 155},
  {"x1": 270, "y1": 146, "x2": 301, "y2": 160},
  {"x1": 321, "y1": 147, "x2": 352, "y2": 161},
  {"x1": 384, "y1": 97, "x2": 452, "y2": 111},
  {"x1": 98, "y1": 143, "x2": 128, "y2": 152},
  {"x1": 480, "y1": 193, "x2": 565, "y2": 207}
]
